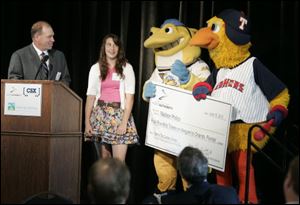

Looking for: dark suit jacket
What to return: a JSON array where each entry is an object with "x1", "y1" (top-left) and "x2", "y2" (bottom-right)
[
  {"x1": 162, "y1": 181, "x2": 240, "y2": 204},
  {"x1": 8, "y1": 44, "x2": 71, "y2": 86}
]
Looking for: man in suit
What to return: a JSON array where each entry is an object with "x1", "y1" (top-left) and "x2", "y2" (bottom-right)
[
  {"x1": 8, "y1": 21, "x2": 71, "y2": 86},
  {"x1": 160, "y1": 146, "x2": 239, "y2": 204}
]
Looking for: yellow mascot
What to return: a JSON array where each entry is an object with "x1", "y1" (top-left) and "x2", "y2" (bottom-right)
[
  {"x1": 142, "y1": 19, "x2": 210, "y2": 198},
  {"x1": 190, "y1": 9, "x2": 290, "y2": 203}
]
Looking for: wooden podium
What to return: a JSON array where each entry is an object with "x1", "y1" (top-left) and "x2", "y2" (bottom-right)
[{"x1": 1, "y1": 80, "x2": 82, "y2": 203}]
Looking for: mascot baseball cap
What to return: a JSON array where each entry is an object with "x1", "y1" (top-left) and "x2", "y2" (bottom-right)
[
  {"x1": 217, "y1": 9, "x2": 251, "y2": 45},
  {"x1": 160, "y1": 19, "x2": 184, "y2": 27}
]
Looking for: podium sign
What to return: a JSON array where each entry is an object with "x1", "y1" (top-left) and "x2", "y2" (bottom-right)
[{"x1": 4, "y1": 83, "x2": 42, "y2": 116}]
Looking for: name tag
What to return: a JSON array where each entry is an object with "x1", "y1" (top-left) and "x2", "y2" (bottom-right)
[
  {"x1": 112, "y1": 73, "x2": 121, "y2": 81},
  {"x1": 55, "y1": 72, "x2": 61, "y2": 81}
]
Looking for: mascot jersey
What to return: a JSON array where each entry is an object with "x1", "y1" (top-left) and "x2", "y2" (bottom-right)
[
  {"x1": 148, "y1": 59, "x2": 209, "y2": 87},
  {"x1": 211, "y1": 57, "x2": 285, "y2": 123},
  {"x1": 143, "y1": 19, "x2": 210, "y2": 193}
]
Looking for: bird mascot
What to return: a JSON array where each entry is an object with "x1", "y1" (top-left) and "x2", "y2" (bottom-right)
[
  {"x1": 142, "y1": 19, "x2": 210, "y2": 199},
  {"x1": 190, "y1": 9, "x2": 290, "y2": 203}
]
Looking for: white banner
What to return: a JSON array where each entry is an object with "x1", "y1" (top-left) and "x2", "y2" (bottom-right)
[
  {"x1": 145, "y1": 82, "x2": 232, "y2": 171},
  {"x1": 4, "y1": 83, "x2": 42, "y2": 116}
]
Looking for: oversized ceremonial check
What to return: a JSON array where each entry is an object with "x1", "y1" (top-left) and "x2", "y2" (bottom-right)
[{"x1": 145, "y1": 82, "x2": 232, "y2": 172}]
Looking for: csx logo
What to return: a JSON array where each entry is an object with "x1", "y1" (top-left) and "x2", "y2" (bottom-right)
[
  {"x1": 23, "y1": 87, "x2": 41, "y2": 97},
  {"x1": 26, "y1": 88, "x2": 37, "y2": 93}
]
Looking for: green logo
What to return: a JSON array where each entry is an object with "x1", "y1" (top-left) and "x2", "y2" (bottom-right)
[{"x1": 8, "y1": 103, "x2": 15, "y2": 111}]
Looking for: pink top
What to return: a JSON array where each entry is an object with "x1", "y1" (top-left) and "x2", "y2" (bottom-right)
[{"x1": 99, "y1": 68, "x2": 121, "y2": 102}]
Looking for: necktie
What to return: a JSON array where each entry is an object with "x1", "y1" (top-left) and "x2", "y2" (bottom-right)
[{"x1": 40, "y1": 52, "x2": 49, "y2": 79}]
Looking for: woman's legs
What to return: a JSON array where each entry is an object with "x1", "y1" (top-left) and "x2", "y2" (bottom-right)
[
  {"x1": 101, "y1": 143, "x2": 112, "y2": 158},
  {"x1": 98, "y1": 143, "x2": 128, "y2": 162},
  {"x1": 112, "y1": 144, "x2": 128, "y2": 162}
]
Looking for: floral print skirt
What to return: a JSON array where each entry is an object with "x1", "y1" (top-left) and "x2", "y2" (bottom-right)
[{"x1": 86, "y1": 104, "x2": 139, "y2": 145}]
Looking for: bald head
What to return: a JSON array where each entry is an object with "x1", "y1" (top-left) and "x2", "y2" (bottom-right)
[
  {"x1": 31, "y1": 21, "x2": 51, "y2": 38},
  {"x1": 88, "y1": 158, "x2": 131, "y2": 204}
]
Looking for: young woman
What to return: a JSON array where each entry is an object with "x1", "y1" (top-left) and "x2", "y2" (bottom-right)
[{"x1": 85, "y1": 34, "x2": 139, "y2": 162}]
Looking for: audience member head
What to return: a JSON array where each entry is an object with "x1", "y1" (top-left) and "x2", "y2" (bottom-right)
[
  {"x1": 31, "y1": 21, "x2": 54, "y2": 51},
  {"x1": 88, "y1": 158, "x2": 131, "y2": 204},
  {"x1": 283, "y1": 155, "x2": 299, "y2": 203},
  {"x1": 177, "y1": 146, "x2": 209, "y2": 185}
]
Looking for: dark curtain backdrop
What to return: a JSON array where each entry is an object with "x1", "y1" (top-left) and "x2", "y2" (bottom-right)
[{"x1": 1, "y1": 1, "x2": 299, "y2": 203}]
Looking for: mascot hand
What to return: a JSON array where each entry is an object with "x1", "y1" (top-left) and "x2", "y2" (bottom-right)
[
  {"x1": 192, "y1": 82, "x2": 212, "y2": 101},
  {"x1": 171, "y1": 60, "x2": 190, "y2": 84},
  {"x1": 143, "y1": 82, "x2": 156, "y2": 99},
  {"x1": 266, "y1": 105, "x2": 288, "y2": 127}
]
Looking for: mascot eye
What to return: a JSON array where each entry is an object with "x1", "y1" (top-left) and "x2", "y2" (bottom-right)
[
  {"x1": 165, "y1": 27, "x2": 173, "y2": 34},
  {"x1": 211, "y1": 23, "x2": 220, "y2": 33},
  {"x1": 149, "y1": 31, "x2": 153, "y2": 36}
]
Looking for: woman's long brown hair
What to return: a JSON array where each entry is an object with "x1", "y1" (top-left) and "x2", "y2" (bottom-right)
[{"x1": 98, "y1": 34, "x2": 127, "y2": 80}]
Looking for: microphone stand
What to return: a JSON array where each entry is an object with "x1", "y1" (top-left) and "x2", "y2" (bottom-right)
[
  {"x1": 48, "y1": 63, "x2": 53, "y2": 80},
  {"x1": 34, "y1": 63, "x2": 43, "y2": 80}
]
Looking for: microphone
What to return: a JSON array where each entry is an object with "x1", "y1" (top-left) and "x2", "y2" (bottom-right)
[
  {"x1": 34, "y1": 55, "x2": 49, "y2": 80},
  {"x1": 41, "y1": 55, "x2": 49, "y2": 63}
]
